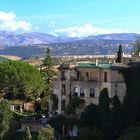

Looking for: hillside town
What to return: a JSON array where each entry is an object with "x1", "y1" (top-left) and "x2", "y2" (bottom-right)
[{"x1": 1, "y1": 43, "x2": 140, "y2": 140}]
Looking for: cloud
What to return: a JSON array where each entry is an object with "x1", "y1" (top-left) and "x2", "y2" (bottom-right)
[
  {"x1": 0, "y1": 11, "x2": 32, "y2": 31},
  {"x1": 55, "y1": 24, "x2": 123, "y2": 37}
]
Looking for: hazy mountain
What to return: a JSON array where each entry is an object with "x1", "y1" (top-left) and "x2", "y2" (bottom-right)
[
  {"x1": 0, "y1": 31, "x2": 57, "y2": 47},
  {"x1": 0, "y1": 31, "x2": 138, "y2": 47},
  {"x1": 86, "y1": 33, "x2": 138, "y2": 41},
  {"x1": 0, "y1": 31, "x2": 139, "y2": 58}
]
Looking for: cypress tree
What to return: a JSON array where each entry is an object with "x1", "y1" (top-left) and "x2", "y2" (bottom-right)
[
  {"x1": 99, "y1": 88, "x2": 110, "y2": 114},
  {"x1": 99, "y1": 88, "x2": 111, "y2": 140},
  {"x1": 110, "y1": 95, "x2": 122, "y2": 139},
  {"x1": 116, "y1": 44, "x2": 123, "y2": 63}
]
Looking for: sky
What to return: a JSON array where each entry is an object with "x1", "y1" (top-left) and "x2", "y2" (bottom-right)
[{"x1": 0, "y1": 0, "x2": 140, "y2": 37}]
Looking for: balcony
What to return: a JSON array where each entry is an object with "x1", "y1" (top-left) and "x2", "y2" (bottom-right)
[{"x1": 79, "y1": 77, "x2": 98, "y2": 82}]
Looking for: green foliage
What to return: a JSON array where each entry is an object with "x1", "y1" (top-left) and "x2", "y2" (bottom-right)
[
  {"x1": 77, "y1": 127, "x2": 103, "y2": 140},
  {"x1": 0, "y1": 60, "x2": 45, "y2": 100},
  {"x1": 116, "y1": 44, "x2": 123, "y2": 63},
  {"x1": 121, "y1": 65, "x2": 140, "y2": 126},
  {"x1": 99, "y1": 88, "x2": 110, "y2": 114},
  {"x1": 23, "y1": 127, "x2": 32, "y2": 140},
  {"x1": 109, "y1": 95, "x2": 123, "y2": 139},
  {"x1": 99, "y1": 88, "x2": 112, "y2": 140},
  {"x1": 41, "y1": 96, "x2": 49, "y2": 114},
  {"x1": 43, "y1": 48, "x2": 54, "y2": 69},
  {"x1": 65, "y1": 96, "x2": 84, "y2": 115},
  {"x1": 48, "y1": 115, "x2": 68, "y2": 134},
  {"x1": 41, "y1": 48, "x2": 55, "y2": 95},
  {"x1": 38, "y1": 124, "x2": 55, "y2": 140},
  {"x1": 0, "y1": 99, "x2": 12, "y2": 140},
  {"x1": 81, "y1": 104, "x2": 100, "y2": 128}
]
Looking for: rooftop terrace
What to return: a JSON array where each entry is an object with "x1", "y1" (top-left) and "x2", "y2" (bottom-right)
[{"x1": 77, "y1": 63, "x2": 112, "y2": 69}]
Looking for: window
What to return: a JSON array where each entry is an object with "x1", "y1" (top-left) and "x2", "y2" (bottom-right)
[
  {"x1": 77, "y1": 71, "x2": 80, "y2": 80},
  {"x1": 73, "y1": 87, "x2": 78, "y2": 96},
  {"x1": 90, "y1": 88, "x2": 95, "y2": 97},
  {"x1": 61, "y1": 100, "x2": 65, "y2": 111},
  {"x1": 86, "y1": 72, "x2": 89, "y2": 80},
  {"x1": 104, "y1": 72, "x2": 107, "y2": 82},
  {"x1": 62, "y1": 85, "x2": 66, "y2": 95},
  {"x1": 80, "y1": 88, "x2": 85, "y2": 97},
  {"x1": 90, "y1": 72, "x2": 92, "y2": 78},
  {"x1": 61, "y1": 71, "x2": 65, "y2": 80}
]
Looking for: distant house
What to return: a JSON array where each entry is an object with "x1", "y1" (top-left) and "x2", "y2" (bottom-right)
[{"x1": 10, "y1": 101, "x2": 34, "y2": 113}]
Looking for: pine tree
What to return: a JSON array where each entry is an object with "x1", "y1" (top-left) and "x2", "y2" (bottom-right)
[
  {"x1": 23, "y1": 127, "x2": 32, "y2": 140},
  {"x1": 40, "y1": 48, "x2": 56, "y2": 113},
  {"x1": 116, "y1": 44, "x2": 123, "y2": 63},
  {"x1": 41, "y1": 48, "x2": 55, "y2": 95}
]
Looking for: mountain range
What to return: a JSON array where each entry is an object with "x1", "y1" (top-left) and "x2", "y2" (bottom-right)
[{"x1": 0, "y1": 31, "x2": 139, "y2": 58}]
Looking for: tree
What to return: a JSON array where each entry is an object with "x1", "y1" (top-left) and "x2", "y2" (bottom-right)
[
  {"x1": 65, "y1": 96, "x2": 84, "y2": 115},
  {"x1": 41, "y1": 48, "x2": 55, "y2": 94},
  {"x1": 116, "y1": 44, "x2": 123, "y2": 63},
  {"x1": 23, "y1": 127, "x2": 32, "y2": 140},
  {"x1": 81, "y1": 103, "x2": 100, "y2": 128},
  {"x1": 0, "y1": 99, "x2": 12, "y2": 140},
  {"x1": 121, "y1": 65, "x2": 140, "y2": 126},
  {"x1": 0, "y1": 60, "x2": 45, "y2": 100},
  {"x1": 40, "y1": 48, "x2": 56, "y2": 113},
  {"x1": 109, "y1": 95, "x2": 123, "y2": 139},
  {"x1": 38, "y1": 124, "x2": 55, "y2": 140},
  {"x1": 99, "y1": 88, "x2": 110, "y2": 114},
  {"x1": 99, "y1": 88, "x2": 111, "y2": 140},
  {"x1": 41, "y1": 96, "x2": 49, "y2": 114},
  {"x1": 48, "y1": 115, "x2": 68, "y2": 135},
  {"x1": 135, "y1": 36, "x2": 140, "y2": 55}
]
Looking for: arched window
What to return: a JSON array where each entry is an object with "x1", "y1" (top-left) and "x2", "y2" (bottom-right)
[
  {"x1": 104, "y1": 72, "x2": 107, "y2": 82},
  {"x1": 73, "y1": 87, "x2": 78, "y2": 96},
  {"x1": 90, "y1": 88, "x2": 95, "y2": 97},
  {"x1": 80, "y1": 88, "x2": 85, "y2": 97}
]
